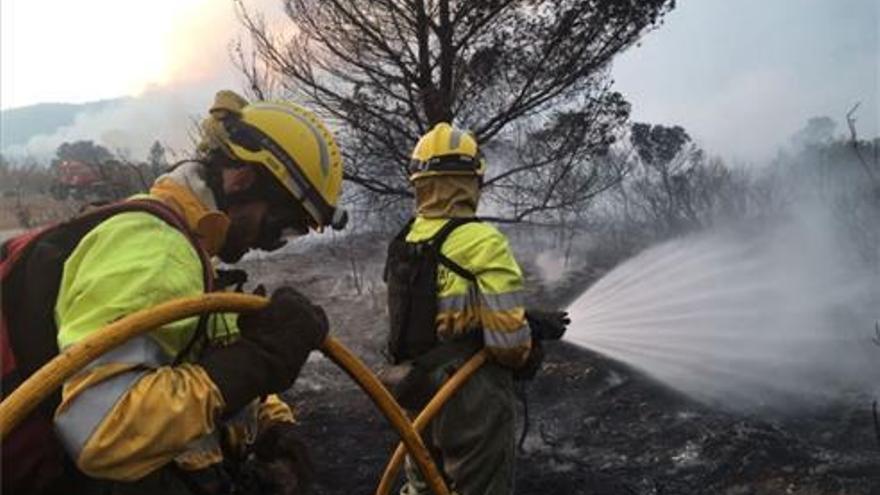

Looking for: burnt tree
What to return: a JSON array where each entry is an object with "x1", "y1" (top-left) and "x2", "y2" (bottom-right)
[
  {"x1": 623, "y1": 122, "x2": 754, "y2": 238},
  {"x1": 236, "y1": 0, "x2": 674, "y2": 221}
]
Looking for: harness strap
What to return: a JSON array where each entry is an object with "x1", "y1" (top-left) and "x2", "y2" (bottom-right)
[
  {"x1": 0, "y1": 198, "x2": 217, "y2": 494},
  {"x1": 0, "y1": 229, "x2": 47, "y2": 278},
  {"x1": 111, "y1": 199, "x2": 215, "y2": 292},
  {"x1": 3, "y1": 199, "x2": 215, "y2": 291},
  {"x1": 437, "y1": 253, "x2": 476, "y2": 282},
  {"x1": 2, "y1": 198, "x2": 216, "y2": 373},
  {"x1": 516, "y1": 381, "x2": 530, "y2": 452},
  {"x1": 431, "y1": 217, "x2": 479, "y2": 283}
]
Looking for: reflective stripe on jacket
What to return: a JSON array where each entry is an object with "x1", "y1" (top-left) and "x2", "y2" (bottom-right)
[
  {"x1": 406, "y1": 216, "x2": 532, "y2": 368},
  {"x1": 53, "y1": 177, "x2": 293, "y2": 481}
]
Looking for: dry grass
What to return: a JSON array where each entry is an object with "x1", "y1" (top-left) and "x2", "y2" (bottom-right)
[{"x1": 0, "y1": 195, "x2": 77, "y2": 230}]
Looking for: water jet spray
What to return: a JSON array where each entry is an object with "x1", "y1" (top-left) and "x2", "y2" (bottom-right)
[{"x1": 562, "y1": 218, "x2": 879, "y2": 413}]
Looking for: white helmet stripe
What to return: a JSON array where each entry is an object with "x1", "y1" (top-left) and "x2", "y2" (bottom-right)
[{"x1": 449, "y1": 128, "x2": 462, "y2": 150}]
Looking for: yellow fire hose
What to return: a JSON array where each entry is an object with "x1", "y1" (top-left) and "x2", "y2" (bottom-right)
[
  {"x1": 375, "y1": 349, "x2": 488, "y2": 495},
  {"x1": 0, "y1": 293, "x2": 456, "y2": 495}
]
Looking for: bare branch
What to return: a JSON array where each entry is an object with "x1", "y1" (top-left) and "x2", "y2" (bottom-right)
[
  {"x1": 845, "y1": 102, "x2": 880, "y2": 186},
  {"x1": 874, "y1": 400, "x2": 880, "y2": 449},
  {"x1": 233, "y1": 0, "x2": 674, "y2": 221}
]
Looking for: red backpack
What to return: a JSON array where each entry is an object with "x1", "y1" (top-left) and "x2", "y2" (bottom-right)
[{"x1": 1, "y1": 199, "x2": 213, "y2": 494}]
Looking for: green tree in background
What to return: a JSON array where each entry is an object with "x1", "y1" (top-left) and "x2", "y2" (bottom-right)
[
  {"x1": 148, "y1": 140, "x2": 168, "y2": 177},
  {"x1": 54, "y1": 140, "x2": 114, "y2": 165}
]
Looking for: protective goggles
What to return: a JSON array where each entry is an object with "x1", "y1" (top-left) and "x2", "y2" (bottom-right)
[{"x1": 409, "y1": 152, "x2": 485, "y2": 176}]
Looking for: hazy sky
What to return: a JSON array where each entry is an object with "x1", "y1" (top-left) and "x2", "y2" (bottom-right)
[
  {"x1": 612, "y1": 0, "x2": 879, "y2": 163},
  {"x1": 0, "y1": 0, "x2": 282, "y2": 109},
  {"x1": 1, "y1": 0, "x2": 877, "y2": 163},
  {"x1": 1, "y1": 0, "x2": 214, "y2": 107}
]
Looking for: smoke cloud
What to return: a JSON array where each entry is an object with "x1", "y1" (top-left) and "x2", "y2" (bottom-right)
[
  {"x1": 565, "y1": 166, "x2": 880, "y2": 412},
  {"x1": 3, "y1": 0, "x2": 282, "y2": 162},
  {"x1": 612, "y1": 0, "x2": 879, "y2": 165}
]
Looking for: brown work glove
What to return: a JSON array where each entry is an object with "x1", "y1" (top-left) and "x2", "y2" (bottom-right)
[
  {"x1": 199, "y1": 286, "x2": 329, "y2": 415},
  {"x1": 248, "y1": 422, "x2": 315, "y2": 495}
]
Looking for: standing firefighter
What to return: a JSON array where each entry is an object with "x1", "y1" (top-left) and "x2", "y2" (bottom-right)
[
  {"x1": 1, "y1": 91, "x2": 347, "y2": 495},
  {"x1": 384, "y1": 123, "x2": 568, "y2": 495}
]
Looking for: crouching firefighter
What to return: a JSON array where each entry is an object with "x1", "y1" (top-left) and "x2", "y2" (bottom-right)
[
  {"x1": 0, "y1": 90, "x2": 348, "y2": 495},
  {"x1": 383, "y1": 123, "x2": 569, "y2": 495}
]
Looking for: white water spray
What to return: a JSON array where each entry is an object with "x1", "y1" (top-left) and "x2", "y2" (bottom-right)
[{"x1": 565, "y1": 210, "x2": 880, "y2": 412}]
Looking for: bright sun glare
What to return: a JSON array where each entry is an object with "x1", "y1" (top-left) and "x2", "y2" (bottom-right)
[{"x1": 1, "y1": 0, "x2": 210, "y2": 109}]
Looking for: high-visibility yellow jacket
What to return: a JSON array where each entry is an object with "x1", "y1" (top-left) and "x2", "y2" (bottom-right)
[
  {"x1": 406, "y1": 216, "x2": 532, "y2": 368},
  {"x1": 53, "y1": 169, "x2": 293, "y2": 481}
]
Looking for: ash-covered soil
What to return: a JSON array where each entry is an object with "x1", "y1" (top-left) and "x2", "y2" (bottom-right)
[{"x1": 238, "y1": 235, "x2": 880, "y2": 495}]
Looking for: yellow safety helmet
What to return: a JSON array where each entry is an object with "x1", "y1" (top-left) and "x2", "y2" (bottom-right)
[
  {"x1": 203, "y1": 92, "x2": 347, "y2": 231},
  {"x1": 409, "y1": 122, "x2": 486, "y2": 182}
]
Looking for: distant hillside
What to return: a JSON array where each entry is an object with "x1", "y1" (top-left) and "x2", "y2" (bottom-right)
[{"x1": 0, "y1": 98, "x2": 126, "y2": 148}]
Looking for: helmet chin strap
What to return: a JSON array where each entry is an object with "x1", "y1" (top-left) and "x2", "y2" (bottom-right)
[
  {"x1": 201, "y1": 153, "x2": 231, "y2": 211},
  {"x1": 207, "y1": 154, "x2": 277, "y2": 213},
  {"x1": 260, "y1": 237, "x2": 288, "y2": 252},
  {"x1": 221, "y1": 188, "x2": 264, "y2": 208}
]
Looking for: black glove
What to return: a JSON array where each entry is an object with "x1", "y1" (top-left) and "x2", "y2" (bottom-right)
[
  {"x1": 237, "y1": 286, "x2": 329, "y2": 349},
  {"x1": 525, "y1": 309, "x2": 570, "y2": 341},
  {"x1": 248, "y1": 422, "x2": 315, "y2": 495},
  {"x1": 513, "y1": 339, "x2": 545, "y2": 381},
  {"x1": 199, "y1": 287, "x2": 329, "y2": 415}
]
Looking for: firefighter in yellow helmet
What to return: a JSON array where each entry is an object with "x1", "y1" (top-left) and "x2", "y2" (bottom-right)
[
  {"x1": 4, "y1": 90, "x2": 345, "y2": 495},
  {"x1": 384, "y1": 123, "x2": 568, "y2": 495}
]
